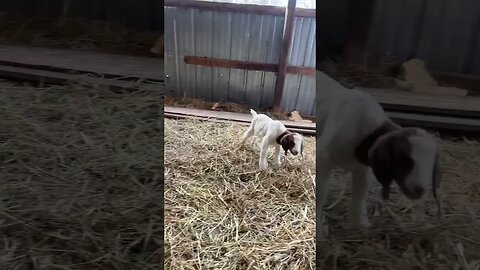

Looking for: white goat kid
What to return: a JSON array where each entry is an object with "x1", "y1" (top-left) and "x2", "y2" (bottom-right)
[
  {"x1": 239, "y1": 109, "x2": 304, "y2": 170},
  {"x1": 316, "y1": 71, "x2": 442, "y2": 240}
]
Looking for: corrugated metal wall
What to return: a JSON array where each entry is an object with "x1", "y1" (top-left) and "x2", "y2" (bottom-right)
[
  {"x1": 317, "y1": 0, "x2": 480, "y2": 74},
  {"x1": 0, "y1": 0, "x2": 163, "y2": 30},
  {"x1": 164, "y1": 6, "x2": 316, "y2": 116},
  {"x1": 368, "y1": 0, "x2": 480, "y2": 73}
]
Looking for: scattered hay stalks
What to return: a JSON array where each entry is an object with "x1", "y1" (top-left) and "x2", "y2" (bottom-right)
[
  {"x1": 164, "y1": 119, "x2": 316, "y2": 270},
  {"x1": 0, "y1": 80, "x2": 163, "y2": 269},
  {"x1": 318, "y1": 137, "x2": 480, "y2": 269}
]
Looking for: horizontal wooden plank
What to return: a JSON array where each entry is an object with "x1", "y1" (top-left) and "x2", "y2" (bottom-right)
[
  {"x1": 185, "y1": 56, "x2": 277, "y2": 72},
  {"x1": 387, "y1": 111, "x2": 480, "y2": 132},
  {"x1": 164, "y1": 0, "x2": 316, "y2": 17},
  {"x1": 164, "y1": 106, "x2": 316, "y2": 129},
  {"x1": 166, "y1": 109, "x2": 480, "y2": 135},
  {"x1": 0, "y1": 45, "x2": 164, "y2": 81},
  {"x1": 165, "y1": 112, "x2": 316, "y2": 135},
  {"x1": 360, "y1": 88, "x2": 480, "y2": 118},
  {"x1": 0, "y1": 64, "x2": 163, "y2": 92},
  {"x1": 165, "y1": 104, "x2": 480, "y2": 134},
  {"x1": 287, "y1": 66, "x2": 316, "y2": 76},
  {"x1": 430, "y1": 70, "x2": 480, "y2": 93},
  {"x1": 184, "y1": 56, "x2": 315, "y2": 75}
]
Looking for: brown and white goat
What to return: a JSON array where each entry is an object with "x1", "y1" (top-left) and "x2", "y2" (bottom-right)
[
  {"x1": 238, "y1": 109, "x2": 304, "y2": 170},
  {"x1": 316, "y1": 71, "x2": 442, "y2": 239}
]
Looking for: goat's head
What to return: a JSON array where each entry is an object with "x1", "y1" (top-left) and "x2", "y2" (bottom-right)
[
  {"x1": 368, "y1": 128, "x2": 441, "y2": 201},
  {"x1": 280, "y1": 132, "x2": 304, "y2": 156}
]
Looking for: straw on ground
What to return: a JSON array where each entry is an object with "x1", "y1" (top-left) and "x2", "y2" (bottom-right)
[{"x1": 164, "y1": 118, "x2": 316, "y2": 270}]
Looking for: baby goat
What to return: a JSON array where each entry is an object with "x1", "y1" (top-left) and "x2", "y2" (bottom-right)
[
  {"x1": 316, "y1": 71, "x2": 442, "y2": 239},
  {"x1": 238, "y1": 109, "x2": 304, "y2": 170}
]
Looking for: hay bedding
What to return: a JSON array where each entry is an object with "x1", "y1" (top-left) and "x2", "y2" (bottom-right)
[
  {"x1": 0, "y1": 80, "x2": 163, "y2": 269},
  {"x1": 164, "y1": 118, "x2": 316, "y2": 269},
  {"x1": 318, "y1": 137, "x2": 480, "y2": 269}
]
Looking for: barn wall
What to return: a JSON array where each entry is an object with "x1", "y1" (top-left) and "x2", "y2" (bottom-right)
[
  {"x1": 368, "y1": 0, "x2": 480, "y2": 74},
  {"x1": 164, "y1": 6, "x2": 316, "y2": 116},
  {"x1": 0, "y1": 0, "x2": 164, "y2": 31},
  {"x1": 317, "y1": 0, "x2": 480, "y2": 74}
]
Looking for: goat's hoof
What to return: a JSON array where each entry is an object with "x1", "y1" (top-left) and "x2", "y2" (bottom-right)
[{"x1": 259, "y1": 163, "x2": 268, "y2": 171}]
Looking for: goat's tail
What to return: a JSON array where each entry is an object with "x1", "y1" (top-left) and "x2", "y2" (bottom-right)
[{"x1": 250, "y1": 109, "x2": 258, "y2": 117}]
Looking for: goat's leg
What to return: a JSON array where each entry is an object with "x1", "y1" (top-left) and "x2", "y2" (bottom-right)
[
  {"x1": 316, "y1": 115, "x2": 340, "y2": 157},
  {"x1": 317, "y1": 155, "x2": 332, "y2": 240},
  {"x1": 274, "y1": 145, "x2": 282, "y2": 166},
  {"x1": 259, "y1": 138, "x2": 269, "y2": 170},
  {"x1": 237, "y1": 124, "x2": 254, "y2": 149},
  {"x1": 350, "y1": 168, "x2": 371, "y2": 228}
]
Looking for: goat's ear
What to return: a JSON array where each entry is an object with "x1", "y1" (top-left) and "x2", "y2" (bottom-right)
[
  {"x1": 432, "y1": 148, "x2": 443, "y2": 215},
  {"x1": 281, "y1": 134, "x2": 294, "y2": 155},
  {"x1": 370, "y1": 139, "x2": 395, "y2": 200},
  {"x1": 433, "y1": 149, "x2": 442, "y2": 190},
  {"x1": 300, "y1": 138, "x2": 304, "y2": 155}
]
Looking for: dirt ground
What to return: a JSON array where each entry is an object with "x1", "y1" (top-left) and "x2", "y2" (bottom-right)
[
  {"x1": 164, "y1": 118, "x2": 316, "y2": 269},
  {"x1": 0, "y1": 12, "x2": 161, "y2": 57},
  {"x1": 0, "y1": 80, "x2": 163, "y2": 269}
]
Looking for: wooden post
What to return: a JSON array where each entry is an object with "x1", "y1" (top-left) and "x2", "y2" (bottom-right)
[{"x1": 272, "y1": 0, "x2": 297, "y2": 112}]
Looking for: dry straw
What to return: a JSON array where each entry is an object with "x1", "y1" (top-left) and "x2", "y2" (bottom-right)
[
  {"x1": 318, "y1": 136, "x2": 480, "y2": 269},
  {"x1": 164, "y1": 118, "x2": 316, "y2": 269},
  {"x1": 0, "y1": 80, "x2": 163, "y2": 269}
]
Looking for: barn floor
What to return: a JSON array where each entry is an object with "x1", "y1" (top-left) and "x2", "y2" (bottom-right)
[
  {"x1": 0, "y1": 80, "x2": 163, "y2": 269},
  {"x1": 164, "y1": 118, "x2": 316, "y2": 269},
  {"x1": 165, "y1": 96, "x2": 480, "y2": 269},
  {"x1": 318, "y1": 136, "x2": 480, "y2": 269}
]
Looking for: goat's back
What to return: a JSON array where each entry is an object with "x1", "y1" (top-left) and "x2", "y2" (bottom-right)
[{"x1": 316, "y1": 71, "x2": 388, "y2": 165}]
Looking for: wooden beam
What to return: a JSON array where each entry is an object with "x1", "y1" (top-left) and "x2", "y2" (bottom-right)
[
  {"x1": 185, "y1": 56, "x2": 277, "y2": 72},
  {"x1": 0, "y1": 64, "x2": 162, "y2": 93},
  {"x1": 361, "y1": 88, "x2": 480, "y2": 119},
  {"x1": 430, "y1": 70, "x2": 480, "y2": 94},
  {"x1": 287, "y1": 66, "x2": 316, "y2": 76},
  {"x1": 0, "y1": 45, "x2": 165, "y2": 82},
  {"x1": 387, "y1": 111, "x2": 480, "y2": 132},
  {"x1": 164, "y1": 112, "x2": 316, "y2": 135},
  {"x1": 273, "y1": 0, "x2": 297, "y2": 111},
  {"x1": 164, "y1": 106, "x2": 316, "y2": 130},
  {"x1": 184, "y1": 56, "x2": 315, "y2": 75},
  {"x1": 164, "y1": 0, "x2": 316, "y2": 18}
]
